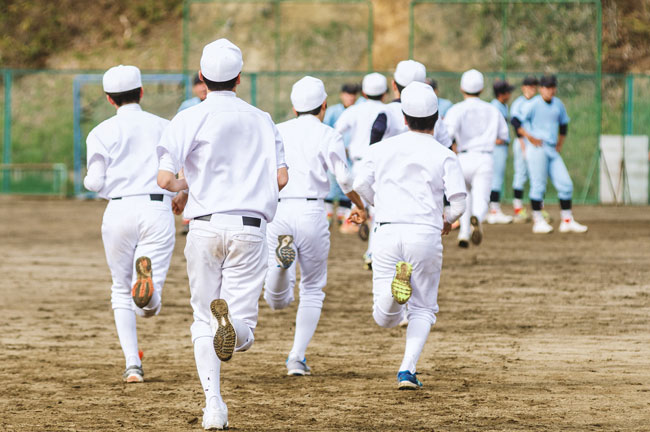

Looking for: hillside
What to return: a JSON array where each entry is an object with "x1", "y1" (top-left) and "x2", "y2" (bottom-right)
[{"x1": 1, "y1": 0, "x2": 649, "y2": 73}]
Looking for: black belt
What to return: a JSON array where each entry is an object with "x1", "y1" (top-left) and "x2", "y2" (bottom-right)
[
  {"x1": 278, "y1": 198, "x2": 320, "y2": 202},
  {"x1": 112, "y1": 194, "x2": 164, "y2": 201},
  {"x1": 193, "y1": 214, "x2": 261, "y2": 227},
  {"x1": 459, "y1": 150, "x2": 492, "y2": 154},
  {"x1": 379, "y1": 222, "x2": 392, "y2": 226}
]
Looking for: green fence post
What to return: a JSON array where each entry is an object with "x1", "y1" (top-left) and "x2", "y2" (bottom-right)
[
  {"x1": 501, "y1": 2, "x2": 507, "y2": 76},
  {"x1": 624, "y1": 74, "x2": 634, "y2": 135},
  {"x1": 366, "y1": 0, "x2": 373, "y2": 70},
  {"x1": 409, "y1": 1, "x2": 415, "y2": 58},
  {"x1": 182, "y1": 0, "x2": 192, "y2": 99},
  {"x1": 3, "y1": 69, "x2": 12, "y2": 193},
  {"x1": 251, "y1": 72, "x2": 258, "y2": 107}
]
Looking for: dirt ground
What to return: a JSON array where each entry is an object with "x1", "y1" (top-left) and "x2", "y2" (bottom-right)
[{"x1": 1, "y1": 198, "x2": 649, "y2": 431}]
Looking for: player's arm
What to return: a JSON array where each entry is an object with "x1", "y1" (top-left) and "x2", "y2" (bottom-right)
[
  {"x1": 156, "y1": 119, "x2": 190, "y2": 192},
  {"x1": 433, "y1": 118, "x2": 453, "y2": 149},
  {"x1": 272, "y1": 119, "x2": 289, "y2": 191},
  {"x1": 496, "y1": 113, "x2": 509, "y2": 146},
  {"x1": 511, "y1": 116, "x2": 541, "y2": 147},
  {"x1": 351, "y1": 154, "x2": 375, "y2": 222},
  {"x1": 83, "y1": 131, "x2": 108, "y2": 193},
  {"x1": 441, "y1": 155, "x2": 468, "y2": 235},
  {"x1": 557, "y1": 124, "x2": 568, "y2": 153},
  {"x1": 326, "y1": 132, "x2": 366, "y2": 221}
]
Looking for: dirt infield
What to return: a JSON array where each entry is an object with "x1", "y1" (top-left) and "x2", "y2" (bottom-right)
[{"x1": 1, "y1": 198, "x2": 649, "y2": 431}]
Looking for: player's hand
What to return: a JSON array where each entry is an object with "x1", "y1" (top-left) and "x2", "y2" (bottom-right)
[
  {"x1": 528, "y1": 136, "x2": 543, "y2": 147},
  {"x1": 172, "y1": 191, "x2": 188, "y2": 215},
  {"x1": 556, "y1": 143, "x2": 563, "y2": 153},
  {"x1": 442, "y1": 221, "x2": 452, "y2": 236},
  {"x1": 348, "y1": 207, "x2": 367, "y2": 224}
]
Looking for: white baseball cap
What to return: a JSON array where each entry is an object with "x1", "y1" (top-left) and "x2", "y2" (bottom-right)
[
  {"x1": 460, "y1": 69, "x2": 484, "y2": 93},
  {"x1": 200, "y1": 38, "x2": 243, "y2": 82},
  {"x1": 362, "y1": 72, "x2": 387, "y2": 97},
  {"x1": 394, "y1": 60, "x2": 426, "y2": 87},
  {"x1": 401, "y1": 81, "x2": 438, "y2": 118},
  {"x1": 102, "y1": 65, "x2": 142, "y2": 93},
  {"x1": 291, "y1": 76, "x2": 327, "y2": 112}
]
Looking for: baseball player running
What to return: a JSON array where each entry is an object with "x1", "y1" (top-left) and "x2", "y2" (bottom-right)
[
  {"x1": 351, "y1": 82, "x2": 466, "y2": 389},
  {"x1": 264, "y1": 76, "x2": 366, "y2": 376},
  {"x1": 84, "y1": 65, "x2": 175, "y2": 384},
  {"x1": 486, "y1": 79, "x2": 515, "y2": 224},
  {"x1": 157, "y1": 39, "x2": 288, "y2": 430},
  {"x1": 512, "y1": 75, "x2": 587, "y2": 234},
  {"x1": 444, "y1": 69, "x2": 509, "y2": 248}
]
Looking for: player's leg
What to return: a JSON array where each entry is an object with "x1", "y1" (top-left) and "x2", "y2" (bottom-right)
[
  {"x1": 371, "y1": 224, "x2": 405, "y2": 328},
  {"x1": 547, "y1": 149, "x2": 588, "y2": 233},
  {"x1": 487, "y1": 144, "x2": 512, "y2": 224},
  {"x1": 185, "y1": 220, "x2": 228, "y2": 429},
  {"x1": 526, "y1": 144, "x2": 553, "y2": 233},
  {"x1": 397, "y1": 226, "x2": 442, "y2": 389},
  {"x1": 263, "y1": 209, "x2": 297, "y2": 310},
  {"x1": 131, "y1": 200, "x2": 176, "y2": 318},
  {"x1": 512, "y1": 139, "x2": 531, "y2": 222},
  {"x1": 469, "y1": 153, "x2": 494, "y2": 245},
  {"x1": 457, "y1": 153, "x2": 474, "y2": 247},
  {"x1": 101, "y1": 200, "x2": 141, "y2": 381},
  {"x1": 287, "y1": 205, "x2": 330, "y2": 375}
]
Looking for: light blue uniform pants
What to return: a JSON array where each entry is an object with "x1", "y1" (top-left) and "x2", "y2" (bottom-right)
[
  {"x1": 525, "y1": 142, "x2": 573, "y2": 201},
  {"x1": 512, "y1": 138, "x2": 529, "y2": 191},
  {"x1": 491, "y1": 144, "x2": 509, "y2": 194}
]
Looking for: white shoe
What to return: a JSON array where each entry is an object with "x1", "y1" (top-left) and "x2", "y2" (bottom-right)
[
  {"x1": 202, "y1": 401, "x2": 228, "y2": 430},
  {"x1": 559, "y1": 218, "x2": 588, "y2": 233},
  {"x1": 486, "y1": 210, "x2": 513, "y2": 224},
  {"x1": 532, "y1": 219, "x2": 554, "y2": 234}
]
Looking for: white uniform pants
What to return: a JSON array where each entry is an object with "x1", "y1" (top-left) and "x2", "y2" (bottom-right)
[
  {"x1": 185, "y1": 214, "x2": 268, "y2": 350},
  {"x1": 372, "y1": 223, "x2": 442, "y2": 327},
  {"x1": 264, "y1": 200, "x2": 329, "y2": 310},
  {"x1": 101, "y1": 195, "x2": 175, "y2": 316},
  {"x1": 458, "y1": 152, "x2": 493, "y2": 239}
]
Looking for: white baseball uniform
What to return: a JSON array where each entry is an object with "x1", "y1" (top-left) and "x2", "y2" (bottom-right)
[
  {"x1": 444, "y1": 97, "x2": 509, "y2": 241},
  {"x1": 375, "y1": 99, "x2": 452, "y2": 147},
  {"x1": 84, "y1": 102, "x2": 176, "y2": 370},
  {"x1": 334, "y1": 99, "x2": 386, "y2": 166},
  {"x1": 353, "y1": 130, "x2": 466, "y2": 374},
  {"x1": 264, "y1": 114, "x2": 353, "y2": 363}
]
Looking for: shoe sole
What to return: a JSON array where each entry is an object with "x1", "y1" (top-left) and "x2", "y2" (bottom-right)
[
  {"x1": 124, "y1": 373, "x2": 144, "y2": 383},
  {"x1": 275, "y1": 235, "x2": 296, "y2": 269},
  {"x1": 210, "y1": 299, "x2": 236, "y2": 362},
  {"x1": 391, "y1": 261, "x2": 413, "y2": 305},
  {"x1": 358, "y1": 222, "x2": 370, "y2": 241},
  {"x1": 470, "y1": 216, "x2": 482, "y2": 245},
  {"x1": 287, "y1": 369, "x2": 311, "y2": 376},
  {"x1": 132, "y1": 257, "x2": 153, "y2": 309},
  {"x1": 398, "y1": 381, "x2": 420, "y2": 390}
]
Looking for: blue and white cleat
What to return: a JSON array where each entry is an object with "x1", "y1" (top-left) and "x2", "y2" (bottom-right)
[
  {"x1": 286, "y1": 356, "x2": 311, "y2": 376},
  {"x1": 397, "y1": 370, "x2": 422, "y2": 390}
]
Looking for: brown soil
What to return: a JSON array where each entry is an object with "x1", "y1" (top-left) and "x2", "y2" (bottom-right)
[{"x1": 1, "y1": 198, "x2": 649, "y2": 431}]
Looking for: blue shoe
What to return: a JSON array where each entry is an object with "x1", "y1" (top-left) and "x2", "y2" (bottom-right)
[
  {"x1": 397, "y1": 370, "x2": 422, "y2": 390},
  {"x1": 286, "y1": 356, "x2": 311, "y2": 376}
]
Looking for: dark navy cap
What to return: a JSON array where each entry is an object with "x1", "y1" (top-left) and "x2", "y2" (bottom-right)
[
  {"x1": 522, "y1": 76, "x2": 539, "y2": 86},
  {"x1": 539, "y1": 75, "x2": 558, "y2": 87}
]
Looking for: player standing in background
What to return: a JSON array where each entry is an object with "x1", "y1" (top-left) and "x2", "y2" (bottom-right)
[
  {"x1": 486, "y1": 80, "x2": 515, "y2": 224},
  {"x1": 352, "y1": 82, "x2": 466, "y2": 389},
  {"x1": 513, "y1": 75, "x2": 588, "y2": 234},
  {"x1": 335, "y1": 72, "x2": 388, "y2": 269},
  {"x1": 263, "y1": 76, "x2": 366, "y2": 376},
  {"x1": 323, "y1": 83, "x2": 362, "y2": 232},
  {"x1": 509, "y1": 76, "x2": 537, "y2": 223},
  {"x1": 156, "y1": 39, "x2": 288, "y2": 430},
  {"x1": 84, "y1": 65, "x2": 175, "y2": 384},
  {"x1": 429, "y1": 78, "x2": 453, "y2": 118},
  {"x1": 444, "y1": 69, "x2": 509, "y2": 248}
]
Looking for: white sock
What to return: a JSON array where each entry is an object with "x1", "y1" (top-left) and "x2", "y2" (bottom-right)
[
  {"x1": 513, "y1": 198, "x2": 523, "y2": 211},
  {"x1": 194, "y1": 336, "x2": 223, "y2": 407},
  {"x1": 289, "y1": 305, "x2": 321, "y2": 360},
  {"x1": 561, "y1": 209, "x2": 573, "y2": 221},
  {"x1": 114, "y1": 308, "x2": 141, "y2": 367},
  {"x1": 532, "y1": 210, "x2": 544, "y2": 223},
  {"x1": 399, "y1": 318, "x2": 432, "y2": 373},
  {"x1": 233, "y1": 319, "x2": 254, "y2": 352},
  {"x1": 489, "y1": 202, "x2": 500, "y2": 212}
]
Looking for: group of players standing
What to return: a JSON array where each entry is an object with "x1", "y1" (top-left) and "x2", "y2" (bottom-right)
[{"x1": 83, "y1": 38, "x2": 586, "y2": 430}]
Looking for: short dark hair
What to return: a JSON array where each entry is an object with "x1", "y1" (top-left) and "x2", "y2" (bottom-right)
[
  {"x1": 366, "y1": 93, "x2": 384, "y2": 101},
  {"x1": 427, "y1": 79, "x2": 438, "y2": 90},
  {"x1": 403, "y1": 112, "x2": 439, "y2": 132},
  {"x1": 296, "y1": 105, "x2": 323, "y2": 116},
  {"x1": 522, "y1": 76, "x2": 539, "y2": 86},
  {"x1": 341, "y1": 83, "x2": 360, "y2": 94},
  {"x1": 395, "y1": 82, "x2": 405, "y2": 94},
  {"x1": 202, "y1": 75, "x2": 239, "y2": 91},
  {"x1": 493, "y1": 80, "x2": 514, "y2": 98},
  {"x1": 192, "y1": 73, "x2": 202, "y2": 86},
  {"x1": 540, "y1": 75, "x2": 558, "y2": 88},
  {"x1": 106, "y1": 88, "x2": 141, "y2": 106},
  {"x1": 463, "y1": 91, "x2": 481, "y2": 97}
]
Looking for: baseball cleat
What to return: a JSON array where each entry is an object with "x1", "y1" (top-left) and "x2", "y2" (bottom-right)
[
  {"x1": 470, "y1": 216, "x2": 482, "y2": 245},
  {"x1": 513, "y1": 208, "x2": 532, "y2": 223},
  {"x1": 559, "y1": 218, "x2": 588, "y2": 233},
  {"x1": 202, "y1": 402, "x2": 229, "y2": 430},
  {"x1": 486, "y1": 210, "x2": 513, "y2": 225},
  {"x1": 391, "y1": 261, "x2": 413, "y2": 305},
  {"x1": 132, "y1": 256, "x2": 154, "y2": 309},
  {"x1": 363, "y1": 253, "x2": 372, "y2": 271},
  {"x1": 210, "y1": 299, "x2": 237, "y2": 362},
  {"x1": 458, "y1": 236, "x2": 470, "y2": 248},
  {"x1": 541, "y1": 209, "x2": 553, "y2": 223},
  {"x1": 286, "y1": 356, "x2": 312, "y2": 376},
  {"x1": 532, "y1": 219, "x2": 554, "y2": 234},
  {"x1": 275, "y1": 235, "x2": 296, "y2": 269},
  {"x1": 123, "y1": 365, "x2": 144, "y2": 383},
  {"x1": 358, "y1": 221, "x2": 370, "y2": 241},
  {"x1": 397, "y1": 370, "x2": 422, "y2": 390}
]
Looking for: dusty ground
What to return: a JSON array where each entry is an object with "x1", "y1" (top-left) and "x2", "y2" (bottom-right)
[{"x1": 1, "y1": 198, "x2": 649, "y2": 431}]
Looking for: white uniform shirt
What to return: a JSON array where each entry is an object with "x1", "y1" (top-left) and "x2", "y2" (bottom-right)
[
  {"x1": 277, "y1": 115, "x2": 353, "y2": 199},
  {"x1": 84, "y1": 103, "x2": 171, "y2": 199},
  {"x1": 381, "y1": 100, "x2": 452, "y2": 148},
  {"x1": 334, "y1": 99, "x2": 385, "y2": 161},
  {"x1": 353, "y1": 131, "x2": 467, "y2": 230},
  {"x1": 157, "y1": 91, "x2": 286, "y2": 222},
  {"x1": 444, "y1": 97, "x2": 509, "y2": 153}
]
